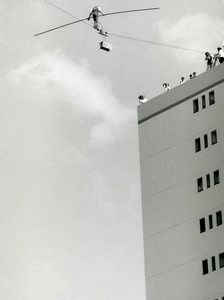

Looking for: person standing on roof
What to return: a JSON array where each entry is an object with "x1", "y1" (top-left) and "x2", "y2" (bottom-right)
[
  {"x1": 88, "y1": 5, "x2": 103, "y2": 30},
  {"x1": 180, "y1": 77, "x2": 185, "y2": 84},
  {"x1": 217, "y1": 47, "x2": 224, "y2": 64},
  {"x1": 205, "y1": 52, "x2": 213, "y2": 70},
  {"x1": 138, "y1": 95, "x2": 148, "y2": 104},
  {"x1": 213, "y1": 47, "x2": 224, "y2": 66},
  {"x1": 163, "y1": 83, "x2": 170, "y2": 91}
]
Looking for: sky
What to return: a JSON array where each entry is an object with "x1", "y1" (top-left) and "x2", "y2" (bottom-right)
[{"x1": 0, "y1": 1, "x2": 224, "y2": 299}]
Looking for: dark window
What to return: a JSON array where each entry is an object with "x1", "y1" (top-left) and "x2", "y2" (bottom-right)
[
  {"x1": 211, "y1": 130, "x2": 217, "y2": 145},
  {"x1": 193, "y1": 99, "x2": 199, "y2": 113},
  {"x1": 209, "y1": 91, "x2": 215, "y2": 105},
  {"x1": 206, "y1": 174, "x2": 211, "y2": 188},
  {"x1": 214, "y1": 170, "x2": 220, "y2": 185},
  {"x1": 200, "y1": 218, "x2": 206, "y2": 233},
  {"x1": 202, "y1": 95, "x2": 206, "y2": 109},
  {"x1": 195, "y1": 138, "x2": 201, "y2": 152},
  {"x1": 209, "y1": 214, "x2": 213, "y2": 229},
  {"x1": 204, "y1": 134, "x2": 208, "y2": 148},
  {"x1": 216, "y1": 211, "x2": 222, "y2": 226},
  {"x1": 197, "y1": 177, "x2": 203, "y2": 192},
  {"x1": 219, "y1": 252, "x2": 224, "y2": 268},
  {"x1": 202, "y1": 259, "x2": 209, "y2": 274},
  {"x1": 211, "y1": 256, "x2": 216, "y2": 271}
]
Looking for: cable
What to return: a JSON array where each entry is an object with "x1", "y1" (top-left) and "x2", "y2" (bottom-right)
[
  {"x1": 107, "y1": 32, "x2": 205, "y2": 54},
  {"x1": 43, "y1": 0, "x2": 80, "y2": 19},
  {"x1": 42, "y1": 0, "x2": 92, "y2": 28}
]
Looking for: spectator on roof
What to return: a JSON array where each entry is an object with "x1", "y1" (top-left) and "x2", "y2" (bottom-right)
[{"x1": 205, "y1": 52, "x2": 213, "y2": 70}]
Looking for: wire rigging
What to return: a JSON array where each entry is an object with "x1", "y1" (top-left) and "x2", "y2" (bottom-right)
[
  {"x1": 42, "y1": 0, "x2": 92, "y2": 27},
  {"x1": 107, "y1": 32, "x2": 205, "y2": 54},
  {"x1": 43, "y1": 0, "x2": 80, "y2": 20},
  {"x1": 34, "y1": 6, "x2": 159, "y2": 37},
  {"x1": 36, "y1": 1, "x2": 205, "y2": 54}
]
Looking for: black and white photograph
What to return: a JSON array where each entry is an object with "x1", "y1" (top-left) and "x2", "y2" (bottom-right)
[{"x1": 0, "y1": 0, "x2": 224, "y2": 299}]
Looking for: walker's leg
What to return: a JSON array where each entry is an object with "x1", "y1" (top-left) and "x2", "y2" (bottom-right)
[{"x1": 93, "y1": 22, "x2": 99, "y2": 30}]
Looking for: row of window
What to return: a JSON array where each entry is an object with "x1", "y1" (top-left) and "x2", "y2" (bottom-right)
[
  {"x1": 197, "y1": 170, "x2": 220, "y2": 193},
  {"x1": 199, "y1": 210, "x2": 223, "y2": 233},
  {"x1": 202, "y1": 252, "x2": 224, "y2": 275},
  {"x1": 195, "y1": 130, "x2": 217, "y2": 153},
  {"x1": 193, "y1": 90, "x2": 223, "y2": 286},
  {"x1": 193, "y1": 90, "x2": 215, "y2": 113}
]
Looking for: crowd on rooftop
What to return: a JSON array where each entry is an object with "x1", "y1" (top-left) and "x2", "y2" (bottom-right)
[{"x1": 139, "y1": 45, "x2": 224, "y2": 104}]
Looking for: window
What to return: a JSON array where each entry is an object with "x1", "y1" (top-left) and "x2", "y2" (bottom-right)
[
  {"x1": 211, "y1": 130, "x2": 217, "y2": 145},
  {"x1": 216, "y1": 211, "x2": 222, "y2": 226},
  {"x1": 197, "y1": 177, "x2": 203, "y2": 192},
  {"x1": 209, "y1": 214, "x2": 213, "y2": 229},
  {"x1": 204, "y1": 134, "x2": 208, "y2": 148},
  {"x1": 200, "y1": 218, "x2": 206, "y2": 233},
  {"x1": 193, "y1": 99, "x2": 199, "y2": 113},
  {"x1": 206, "y1": 174, "x2": 211, "y2": 188},
  {"x1": 202, "y1": 95, "x2": 206, "y2": 109},
  {"x1": 202, "y1": 259, "x2": 209, "y2": 274},
  {"x1": 209, "y1": 91, "x2": 215, "y2": 105},
  {"x1": 219, "y1": 252, "x2": 224, "y2": 268},
  {"x1": 211, "y1": 256, "x2": 216, "y2": 271},
  {"x1": 195, "y1": 138, "x2": 201, "y2": 152},
  {"x1": 213, "y1": 170, "x2": 220, "y2": 185}
]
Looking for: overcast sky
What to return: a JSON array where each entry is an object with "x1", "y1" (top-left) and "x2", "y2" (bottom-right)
[{"x1": 0, "y1": 1, "x2": 224, "y2": 299}]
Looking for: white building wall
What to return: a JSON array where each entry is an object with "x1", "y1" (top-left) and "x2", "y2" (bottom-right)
[{"x1": 138, "y1": 67, "x2": 224, "y2": 300}]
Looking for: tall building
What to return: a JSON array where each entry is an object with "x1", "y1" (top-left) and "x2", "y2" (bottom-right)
[{"x1": 138, "y1": 64, "x2": 224, "y2": 300}]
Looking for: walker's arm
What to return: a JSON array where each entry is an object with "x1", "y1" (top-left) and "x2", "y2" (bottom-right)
[{"x1": 87, "y1": 12, "x2": 92, "y2": 20}]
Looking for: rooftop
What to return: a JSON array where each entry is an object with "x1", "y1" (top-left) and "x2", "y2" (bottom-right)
[{"x1": 138, "y1": 63, "x2": 224, "y2": 124}]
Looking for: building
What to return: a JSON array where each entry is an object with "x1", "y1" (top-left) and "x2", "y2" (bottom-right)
[{"x1": 137, "y1": 63, "x2": 224, "y2": 300}]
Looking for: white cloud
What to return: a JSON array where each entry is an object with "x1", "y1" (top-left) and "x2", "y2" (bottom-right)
[
  {"x1": 9, "y1": 51, "x2": 134, "y2": 146},
  {"x1": 1, "y1": 51, "x2": 143, "y2": 300}
]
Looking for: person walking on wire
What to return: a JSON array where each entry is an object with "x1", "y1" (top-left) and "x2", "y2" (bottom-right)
[{"x1": 88, "y1": 5, "x2": 103, "y2": 30}]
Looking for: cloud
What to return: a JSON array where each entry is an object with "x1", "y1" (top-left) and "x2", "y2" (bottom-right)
[
  {"x1": 1, "y1": 50, "x2": 143, "y2": 300},
  {"x1": 3, "y1": 48, "x2": 140, "y2": 216},
  {"x1": 9, "y1": 51, "x2": 134, "y2": 146},
  {"x1": 4, "y1": 50, "x2": 138, "y2": 204},
  {"x1": 157, "y1": 13, "x2": 223, "y2": 62}
]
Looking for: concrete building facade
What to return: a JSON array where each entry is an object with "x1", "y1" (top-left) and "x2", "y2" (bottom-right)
[{"x1": 138, "y1": 64, "x2": 224, "y2": 300}]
